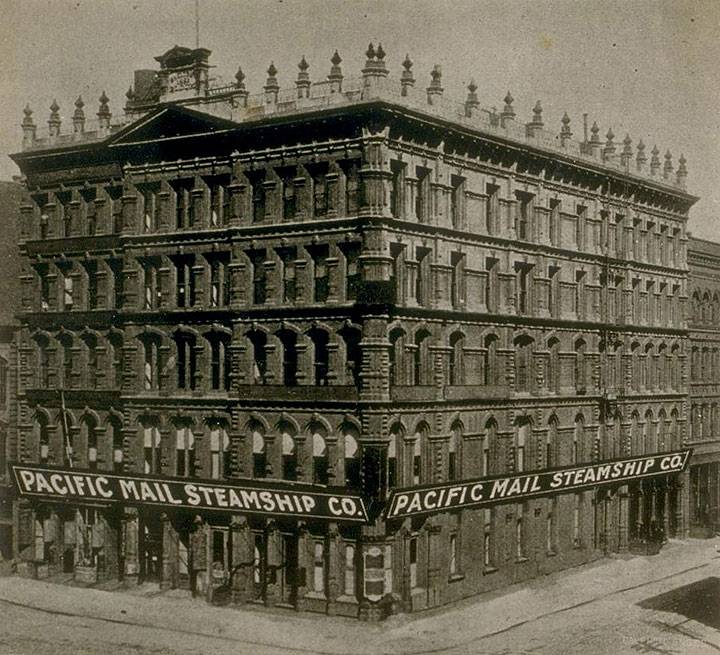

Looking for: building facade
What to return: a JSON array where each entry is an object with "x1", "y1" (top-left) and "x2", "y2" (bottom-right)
[
  {"x1": 688, "y1": 236, "x2": 720, "y2": 537},
  {"x1": 8, "y1": 45, "x2": 700, "y2": 619},
  {"x1": 0, "y1": 180, "x2": 21, "y2": 563}
]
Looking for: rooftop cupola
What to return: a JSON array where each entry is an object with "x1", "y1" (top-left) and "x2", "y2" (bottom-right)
[
  {"x1": 426, "y1": 65, "x2": 443, "y2": 105},
  {"x1": 636, "y1": 139, "x2": 647, "y2": 172},
  {"x1": 500, "y1": 91, "x2": 515, "y2": 125},
  {"x1": 72, "y1": 96, "x2": 85, "y2": 134},
  {"x1": 602, "y1": 128, "x2": 616, "y2": 162},
  {"x1": 650, "y1": 145, "x2": 661, "y2": 176},
  {"x1": 620, "y1": 134, "x2": 633, "y2": 170},
  {"x1": 21, "y1": 104, "x2": 36, "y2": 148},
  {"x1": 464, "y1": 79, "x2": 479, "y2": 117},
  {"x1": 328, "y1": 51, "x2": 343, "y2": 93},
  {"x1": 264, "y1": 62, "x2": 279, "y2": 103},
  {"x1": 97, "y1": 91, "x2": 111, "y2": 133},
  {"x1": 48, "y1": 99, "x2": 61, "y2": 138},
  {"x1": 296, "y1": 56, "x2": 310, "y2": 99},
  {"x1": 559, "y1": 112, "x2": 572, "y2": 147},
  {"x1": 526, "y1": 100, "x2": 543, "y2": 137},
  {"x1": 676, "y1": 154, "x2": 688, "y2": 188},
  {"x1": 663, "y1": 150, "x2": 673, "y2": 180},
  {"x1": 400, "y1": 54, "x2": 415, "y2": 97}
]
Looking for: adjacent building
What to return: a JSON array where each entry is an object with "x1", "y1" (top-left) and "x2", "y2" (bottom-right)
[{"x1": 7, "y1": 44, "x2": 707, "y2": 619}]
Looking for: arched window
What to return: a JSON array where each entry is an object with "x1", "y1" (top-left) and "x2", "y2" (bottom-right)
[
  {"x1": 37, "y1": 414, "x2": 50, "y2": 464},
  {"x1": 82, "y1": 415, "x2": 98, "y2": 470},
  {"x1": 658, "y1": 410, "x2": 667, "y2": 451},
  {"x1": 340, "y1": 325, "x2": 361, "y2": 387},
  {"x1": 140, "y1": 335, "x2": 163, "y2": 391},
  {"x1": 208, "y1": 420, "x2": 230, "y2": 479},
  {"x1": 312, "y1": 424, "x2": 329, "y2": 485},
  {"x1": 343, "y1": 425, "x2": 360, "y2": 488},
  {"x1": 251, "y1": 421, "x2": 266, "y2": 478},
  {"x1": 387, "y1": 424, "x2": 402, "y2": 490},
  {"x1": 35, "y1": 336, "x2": 51, "y2": 388},
  {"x1": 174, "y1": 332, "x2": 197, "y2": 391},
  {"x1": 546, "y1": 415, "x2": 558, "y2": 468},
  {"x1": 247, "y1": 330, "x2": 267, "y2": 384},
  {"x1": 484, "y1": 418, "x2": 497, "y2": 476},
  {"x1": 108, "y1": 332, "x2": 124, "y2": 389},
  {"x1": 413, "y1": 330, "x2": 432, "y2": 386},
  {"x1": 449, "y1": 421, "x2": 462, "y2": 481},
  {"x1": 574, "y1": 338, "x2": 587, "y2": 393},
  {"x1": 58, "y1": 411, "x2": 74, "y2": 466},
  {"x1": 514, "y1": 335, "x2": 534, "y2": 392},
  {"x1": 58, "y1": 333, "x2": 74, "y2": 389},
  {"x1": 280, "y1": 422, "x2": 297, "y2": 481},
  {"x1": 411, "y1": 423, "x2": 430, "y2": 485},
  {"x1": 515, "y1": 418, "x2": 531, "y2": 472},
  {"x1": 207, "y1": 332, "x2": 231, "y2": 391},
  {"x1": 308, "y1": 328, "x2": 330, "y2": 386},
  {"x1": 277, "y1": 329, "x2": 298, "y2": 387},
  {"x1": 142, "y1": 419, "x2": 161, "y2": 474},
  {"x1": 483, "y1": 334, "x2": 499, "y2": 386},
  {"x1": 644, "y1": 411, "x2": 655, "y2": 453},
  {"x1": 449, "y1": 332, "x2": 464, "y2": 386},
  {"x1": 573, "y1": 414, "x2": 584, "y2": 464},
  {"x1": 547, "y1": 338, "x2": 560, "y2": 393},
  {"x1": 108, "y1": 416, "x2": 123, "y2": 472},
  {"x1": 389, "y1": 328, "x2": 405, "y2": 386},
  {"x1": 175, "y1": 420, "x2": 195, "y2": 477},
  {"x1": 81, "y1": 334, "x2": 98, "y2": 389}
]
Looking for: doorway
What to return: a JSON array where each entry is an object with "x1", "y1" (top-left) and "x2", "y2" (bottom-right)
[
  {"x1": 279, "y1": 533, "x2": 299, "y2": 606},
  {"x1": 139, "y1": 515, "x2": 163, "y2": 583}
]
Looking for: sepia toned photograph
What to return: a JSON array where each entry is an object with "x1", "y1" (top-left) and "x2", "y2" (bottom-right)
[{"x1": 0, "y1": 1, "x2": 719, "y2": 653}]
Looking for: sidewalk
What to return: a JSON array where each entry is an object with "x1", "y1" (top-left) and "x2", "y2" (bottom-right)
[{"x1": 0, "y1": 538, "x2": 718, "y2": 655}]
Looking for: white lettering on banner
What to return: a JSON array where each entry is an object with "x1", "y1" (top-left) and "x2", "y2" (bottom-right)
[
  {"x1": 386, "y1": 450, "x2": 692, "y2": 519},
  {"x1": 10, "y1": 464, "x2": 368, "y2": 524}
]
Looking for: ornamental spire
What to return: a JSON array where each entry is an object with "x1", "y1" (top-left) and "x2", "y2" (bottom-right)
[
  {"x1": 73, "y1": 95, "x2": 85, "y2": 133},
  {"x1": 296, "y1": 56, "x2": 310, "y2": 99},
  {"x1": 426, "y1": 64, "x2": 443, "y2": 105},
  {"x1": 328, "y1": 50, "x2": 343, "y2": 92},
  {"x1": 48, "y1": 99, "x2": 61, "y2": 137},
  {"x1": 559, "y1": 112, "x2": 572, "y2": 147},
  {"x1": 400, "y1": 54, "x2": 415, "y2": 97},
  {"x1": 464, "y1": 79, "x2": 479, "y2": 116}
]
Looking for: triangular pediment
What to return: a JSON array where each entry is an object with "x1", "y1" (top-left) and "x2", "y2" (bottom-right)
[{"x1": 108, "y1": 105, "x2": 239, "y2": 147}]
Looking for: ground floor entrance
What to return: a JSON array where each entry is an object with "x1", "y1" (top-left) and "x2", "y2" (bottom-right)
[{"x1": 689, "y1": 461, "x2": 720, "y2": 537}]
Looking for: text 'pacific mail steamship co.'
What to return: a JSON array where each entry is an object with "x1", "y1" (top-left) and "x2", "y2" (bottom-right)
[
  {"x1": 386, "y1": 450, "x2": 692, "y2": 520},
  {"x1": 10, "y1": 464, "x2": 369, "y2": 523}
]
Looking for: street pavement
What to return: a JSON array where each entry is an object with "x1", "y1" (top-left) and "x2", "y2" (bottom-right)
[{"x1": 0, "y1": 538, "x2": 719, "y2": 654}]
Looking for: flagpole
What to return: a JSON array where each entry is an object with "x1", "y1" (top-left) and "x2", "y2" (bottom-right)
[
  {"x1": 195, "y1": 0, "x2": 200, "y2": 48},
  {"x1": 60, "y1": 389, "x2": 73, "y2": 467}
]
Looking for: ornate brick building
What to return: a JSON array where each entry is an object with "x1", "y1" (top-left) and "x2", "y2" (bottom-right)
[
  {"x1": 688, "y1": 236, "x2": 720, "y2": 536},
  {"x1": 8, "y1": 44, "x2": 700, "y2": 618}
]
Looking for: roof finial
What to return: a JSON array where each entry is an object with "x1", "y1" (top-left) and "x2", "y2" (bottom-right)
[
  {"x1": 500, "y1": 91, "x2": 515, "y2": 125},
  {"x1": 296, "y1": 56, "x2": 311, "y2": 99},
  {"x1": 426, "y1": 64, "x2": 443, "y2": 105},
  {"x1": 73, "y1": 95, "x2": 85, "y2": 133},
  {"x1": 620, "y1": 134, "x2": 633, "y2": 170},
  {"x1": 234, "y1": 66, "x2": 249, "y2": 106},
  {"x1": 97, "y1": 91, "x2": 111, "y2": 131},
  {"x1": 636, "y1": 139, "x2": 647, "y2": 172},
  {"x1": 676, "y1": 153, "x2": 688, "y2": 188},
  {"x1": 48, "y1": 99, "x2": 61, "y2": 137},
  {"x1": 650, "y1": 145, "x2": 661, "y2": 176},
  {"x1": 465, "y1": 79, "x2": 479, "y2": 117},
  {"x1": 663, "y1": 150, "x2": 673, "y2": 180},
  {"x1": 588, "y1": 121, "x2": 601, "y2": 157},
  {"x1": 401, "y1": 54, "x2": 415, "y2": 97},
  {"x1": 21, "y1": 104, "x2": 36, "y2": 148},
  {"x1": 264, "y1": 62, "x2": 279, "y2": 103},
  {"x1": 560, "y1": 112, "x2": 572, "y2": 147},
  {"x1": 361, "y1": 41, "x2": 388, "y2": 95},
  {"x1": 328, "y1": 50, "x2": 343, "y2": 92},
  {"x1": 602, "y1": 128, "x2": 616, "y2": 162},
  {"x1": 526, "y1": 100, "x2": 543, "y2": 137}
]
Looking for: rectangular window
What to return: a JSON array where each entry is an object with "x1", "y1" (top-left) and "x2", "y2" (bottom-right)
[
  {"x1": 415, "y1": 166, "x2": 431, "y2": 223},
  {"x1": 251, "y1": 174, "x2": 266, "y2": 223},
  {"x1": 483, "y1": 509, "x2": 493, "y2": 568},
  {"x1": 450, "y1": 175, "x2": 465, "y2": 229},
  {"x1": 209, "y1": 254, "x2": 228, "y2": 307},
  {"x1": 516, "y1": 503, "x2": 525, "y2": 560},
  {"x1": 278, "y1": 248, "x2": 297, "y2": 303},
  {"x1": 390, "y1": 160, "x2": 405, "y2": 218},
  {"x1": 63, "y1": 273, "x2": 74, "y2": 311},
  {"x1": 449, "y1": 533, "x2": 458, "y2": 576},
  {"x1": 576, "y1": 205, "x2": 587, "y2": 250},
  {"x1": 409, "y1": 536, "x2": 418, "y2": 588},
  {"x1": 549, "y1": 198, "x2": 561, "y2": 246},
  {"x1": 85, "y1": 261, "x2": 98, "y2": 310},
  {"x1": 516, "y1": 264, "x2": 533, "y2": 315},
  {"x1": 515, "y1": 191, "x2": 533, "y2": 241},
  {"x1": 312, "y1": 245, "x2": 329, "y2": 303},
  {"x1": 573, "y1": 494, "x2": 582, "y2": 546},
  {"x1": 450, "y1": 252, "x2": 465, "y2": 309},
  {"x1": 486, "y1": 257, "x2": 498, "y2": 312},
  {"x1": 416, "y1": 247, "x2": 431, "y2": 307},
  {"x1": 250, "y1": 250, "x2": 267, "y2": 304},
  {"x1": 313, "y1": 541, "x2": 326, "y2": 594},
  {"x1": 486, "y1": 183, "x2": 500, "y2": 235},
  {"x1": 313, "y1": 168, "x2": 328, "y2": 217},
  {"x1": 345, "y1": 243, "x2": 361, "y2": 301},
  {"x1": 548, "y1": 265, "x2": 560, "y2": 318},
  {"x1": 575, "y1": 270, "x2": 586, "y2": 319},
  {"x1": 282, "y1": 171, "x2": 296, "y2": 221}
]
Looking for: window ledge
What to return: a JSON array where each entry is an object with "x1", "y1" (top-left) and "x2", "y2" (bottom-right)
[{"x1": 448, "y1": 573, "x2": 465, "y2": 583}]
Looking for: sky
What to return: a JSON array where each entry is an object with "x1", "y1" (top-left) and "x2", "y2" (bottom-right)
[{"x1": 1, "y1": 0, "x2": 719, "y2": 239}]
